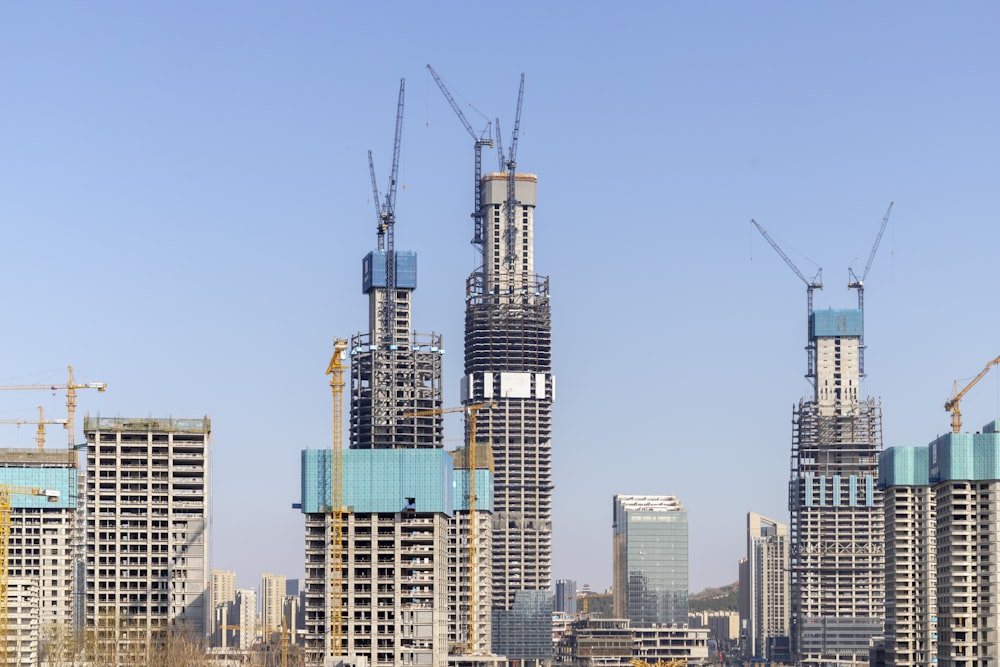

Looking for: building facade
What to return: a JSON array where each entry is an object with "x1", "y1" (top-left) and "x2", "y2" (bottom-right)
[
  {"x1": 739, "y1": 512, "x2": 789, "y2": 661},
  {"x1": 878, "y1": 445, "x2": 936, "y2": 667},
  {"x1": 554, "y1": 579, "x2": 577, "y2": 614},
  {"x1": 84, "y1": 416, "x2": 210, "y2": 650},
  {"x1": 261, "y1": 572, "x2": 287, "y2": 637},
  {"x1": 301, "y1": 197, "x2": 493, "y2": 666},
  {"x1": 880, "y1": 421, "x2": 1000, "y2": 666},
  {"x1": 462, "y1": 172, "x2": 554, "y2": 659},
  {"x1": 300, "y1": 448, "x2": 492, "y2": 666},
  {"x1": 0, "y1": 449, "x2": 78, "y2": 640},
  {"x1": 209, "y1": 569, "x2": 237, "y2": 645},
  {"x1": 787, "y1": 309, "x2": 884, "y2": 665},
  {"x1": 612, "y1": 495, "x2": 688, "y2": 627}
]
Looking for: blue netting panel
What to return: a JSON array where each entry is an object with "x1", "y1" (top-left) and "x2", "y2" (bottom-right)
[
  {"x1": 300, "y1": 448, "x2": 454, "y2": 514},
  {"x1": 0, "y1": 467, "x2": 77, "y2": 508}
]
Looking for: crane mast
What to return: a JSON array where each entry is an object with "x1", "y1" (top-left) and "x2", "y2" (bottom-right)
[
  {"x1": 503, "y1": 75, "x2": 525, "y2": 272},
  {"x1": 425, "y1": 64, "x2": 494, "y2": 249},
  {"x1": 369, "y1": 79, "x2": 405, "y2": 346},
  {"x1": 325, "y1": 339, "x2": 349, "y2": 658},
  {"x1": 848, "y1": 202, "x2": 893, "y2": 377},
  {"x1": 0, "y1": 406, "x2": 67, "y2": 449},
  {"x1": 751, "y1": 220, "x2": 824, "y2": 381}
]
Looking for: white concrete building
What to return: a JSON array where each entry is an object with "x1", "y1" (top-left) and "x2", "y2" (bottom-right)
[
  {"x1": 739, "y1": 512, "x2": 789, "y2": 661},
  {"x1": 84, "y1": 416, "x2": 210, "y2": 650},
  {"x1": 0, "y1": 449, "x2": 77, "y2": 637}
]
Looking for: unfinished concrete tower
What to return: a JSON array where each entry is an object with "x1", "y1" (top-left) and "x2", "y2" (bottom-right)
[
  {"x1": 84, "y1": 417, "x2": 210, "y2": 651},
  {"x1": 350, "y1": 249, "x2": 444, "y2": 449},
  {"x1": 788, "y1": 308, "x2": 884, "y2": 666},
  {"x1": 463, "y1": 171, "x2": 554, "y2": 661}
]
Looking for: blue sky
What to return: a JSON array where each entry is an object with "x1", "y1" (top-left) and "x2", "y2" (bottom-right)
[{"x1": 2, "y1": 3, "x2": 999, "y2": 594}]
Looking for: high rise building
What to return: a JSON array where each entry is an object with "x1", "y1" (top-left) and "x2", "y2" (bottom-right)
[
  {"x1": 787, "y1": 308, "x2": 884, "y2": 665},
  {"x1": 300, "y1": 119, "x2": 492, "y2": 664},
  {"x1": 462, "y1": 171, "x2": 554, "y2": 659},
  {"x1": 879, "y1": 421, "x2": 1000, "y2": 667},
  {"x1": 612, "y1": 495, "x2": 688, "y2": 627},
  {"x1": 235, "y1": 588, "x2": 257, "y2": 650},
  {"x1": 739, "y1": 512, "x2": 789, "y2": 662},
  {"x1": 261, "y1": 572, "x2": 287, "y2": 638},
  {"x1": 0, "y1": 449, "x2": 77, "y2": 635},
  {"x1": 84, "y1": 416, "x2": 211, "y2": 650},
  {"x1": 878, "y1": 445, "x2": 936, "y2": 667},
  {"x1": 209, "y1": 569, "x2": 237, "y2": 645},
  {"x1": 554, "y1": 579, "x2": 577, "y2": 614}
]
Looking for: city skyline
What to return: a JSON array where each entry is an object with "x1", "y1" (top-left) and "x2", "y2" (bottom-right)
[{"x1": 1, "y1": 3, "x2": 1000, "y2": 596}]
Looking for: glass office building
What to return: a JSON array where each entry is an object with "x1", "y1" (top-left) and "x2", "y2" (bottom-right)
[{"x1": 613, "y1": 495, "x2": 688, "y2": 626}]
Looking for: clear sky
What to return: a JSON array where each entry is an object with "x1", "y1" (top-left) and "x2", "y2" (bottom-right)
[{"x1": 2, "y1": 3, "x2": 999, "y2": 595}]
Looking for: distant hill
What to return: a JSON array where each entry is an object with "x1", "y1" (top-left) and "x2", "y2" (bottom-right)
[{"x1": 688, "y1": 581, "x2": 738, "y2": 613}]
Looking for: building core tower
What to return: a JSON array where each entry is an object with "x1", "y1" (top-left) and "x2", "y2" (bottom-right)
[
  {"x1": 788, "y1": 309, "x2": 884, "y2": 666},
  {"x1": 463, "y1": 171, "x2": 554, "y2": 660}
]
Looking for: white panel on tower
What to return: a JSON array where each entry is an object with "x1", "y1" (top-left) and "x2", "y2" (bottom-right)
[
  {"x1": 483, "y1": 372, "x2": 494, "y2": 399},
  {"x1": 500, "y1": 372, "x2": 532, "y2": 399},
  {"x1": 535, "y1": 373, "x2": 546, "y2": 400}
]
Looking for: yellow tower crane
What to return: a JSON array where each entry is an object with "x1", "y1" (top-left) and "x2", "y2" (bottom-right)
[
  {"x1": 325, "y1": 339, "x2": 349, "y2": 659},
  {"x1": 0, "y1": 406, "x2": 68, "y2": 449},
  {"x1": 0, "y1": 365, "x2": 106, "y2": 454},
  {"x1": 0, "y1": 485, "x2": 60, "y2": 664},
  {"x1": 945, "y1": 354, "x2": 1000, "y2": 433},
  {"x1": 403, "y1": 402, "x2": 492, "y2": 655}
]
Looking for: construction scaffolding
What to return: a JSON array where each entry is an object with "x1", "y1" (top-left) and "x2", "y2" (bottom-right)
[{"x1": 788, "y1": 397, "x2": 884, "y2": 664}]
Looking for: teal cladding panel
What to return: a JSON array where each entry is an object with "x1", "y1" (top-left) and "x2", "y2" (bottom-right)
[
  {"x1": 811, "y1": 309, "x2": 862, "y2": 337},
  {"x1": 833, "y1": 476, "x2": 841, "y2": 506},
  {"x1": 0, "y1": 467, "x2": 77, "y2": 509},
  {"x1": 805, "y1": 474, "x2": 813, "y2": 507},
  {"x1": 849, "y1": 476, "x2": 857, "y2": 506},
  {"x1": 819, "y1": 476, "x2": 826, "y2": 505},
  {"x1": 879, "y1": 446, "x2": 931, "y2": 488},
  {"x1": 930, "y1": 425, "x2": 1000, "y2": 483},
  {"x1": 301, "y1": 448, "x2": 460, "y2": 514},
  {"x1": 865, "y1": 475, "x2": 874, "y2": 506},
  {"x1": 452, "y1": 469, "x2": 494, "y2": 512}
]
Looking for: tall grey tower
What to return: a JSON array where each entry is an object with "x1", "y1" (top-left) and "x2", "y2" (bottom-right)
[
  {"x1": 788, "y1": 308, "x2": 884, "y2": 665},
  {"x1": 463, "y1": 171, "x2": 554, "y2": 661},
  {"x1": 754, "y1": 211, "x2": 889, "y2": 667}
]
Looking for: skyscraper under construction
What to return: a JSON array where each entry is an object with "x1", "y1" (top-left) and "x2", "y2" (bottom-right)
[
  {"x1": 463, "y1": 170, "x2": 554, "y2": 661},
  {"x1": 755, "y1": 209, "x2": 891, "y2": 667}
]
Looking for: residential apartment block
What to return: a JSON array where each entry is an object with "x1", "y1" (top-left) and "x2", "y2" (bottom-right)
[{"x1": 84, "y1": 416, "x2": 210, "y2": 649}]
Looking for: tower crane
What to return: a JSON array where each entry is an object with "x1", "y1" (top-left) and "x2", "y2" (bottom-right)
[
  {"x1": 0, "y1": 406, "x2": 67, "y2": 449},
  {"x1": 324, "y1": 338, "x2": 349, "y2": 659},
  {"x1": 426, "y1": 64, "x2": 494, "y2": 249},
  {"x1": 0, "y1": 365, "x2": 107, "y2": 453},
  {"x1": 502, "y1": 75, "x2": 525, "y2": 272},
  {"x1": 369, "y1": 80, "x2": 405, "y2": 348},
  {"x1": 403, "y1": 402, "x2": 493, "y2": 654},
  {"x1": 751, "y1": 220, "x2": 824, "y2": 381},
  {"x1": 945, "y1": 354, "x2": 1000, "y2": 433},
  {"x1": 848, "y1": 202, "x2": 894, "y2": 377},
  {"x1": 0, "y1": 485, "x2": 60, "y2": 664}
]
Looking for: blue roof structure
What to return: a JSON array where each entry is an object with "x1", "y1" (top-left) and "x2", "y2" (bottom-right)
[{"x1": 811, "y1": 309, "x2": 863, "y2": 338}]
